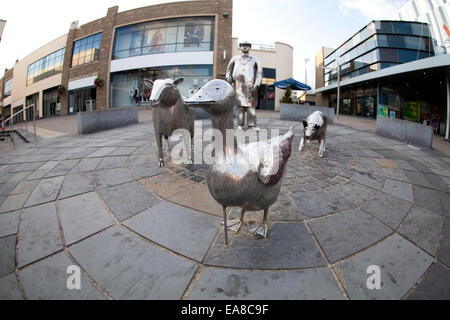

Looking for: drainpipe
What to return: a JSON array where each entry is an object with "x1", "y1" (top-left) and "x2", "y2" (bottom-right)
[{"x1": 446, "y1": 75, "x2": 449, "y2": 141}]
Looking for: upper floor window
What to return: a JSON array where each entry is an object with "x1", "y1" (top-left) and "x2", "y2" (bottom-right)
[
  {"x1": 72, "y1": 33, "x2": 102, "y2": 67},
  {"x1": 112, "y1": 17, "x2": 215, "y2": 60},
  {"x1": 27, "y1": 48, "x2": 65, "y2": 86},
  {"x1": 3, "y1": 78, "x2": 12, "y2": 96}
]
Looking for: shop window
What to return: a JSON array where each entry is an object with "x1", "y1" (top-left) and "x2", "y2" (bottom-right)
[
  {"x1": 112, "y1": 17, "x2": 215, "y2": 60},
  {"x1": 378, "y1": 48, "x2": 398, "y2": 63},
  {"x1": 71, "y1": 33, "x2": 102, "y2": 67},
  {"x1": 26, "y1": 48, "x2": 65, "y2": 86},
  {"x1": 393, "y1": 22, "x2": 413, "y2": 35},
  {"x1": 109, "y1": 65, "x2": 213, "y2": 108},
  {"x1": 398, "y1": 49, "x2": 418, "y2": 63}
]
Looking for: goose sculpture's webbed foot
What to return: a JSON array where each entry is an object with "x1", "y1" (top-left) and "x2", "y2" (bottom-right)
[
  {"x1": 221, "y1": 208, "x2": 245, "y2": 233},
  {"x1": 223, "y1": 219, "x2": 242, "y2": 232},
  {"x1": 249, "y1": 224, "x2": 268, "y2": 238},
  {"x1": 249, "y1": 208, "x2": 269, "y2": 238}
]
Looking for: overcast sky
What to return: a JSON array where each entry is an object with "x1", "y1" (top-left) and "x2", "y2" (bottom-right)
[{"x1": 0, "y1": 0, "x2": 408, "y2": 82}]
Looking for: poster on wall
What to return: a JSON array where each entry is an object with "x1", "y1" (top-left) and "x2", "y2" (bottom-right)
[
  {"x1": 403, "y1": 101, "x2": 420, "y2": 122},
  {"x1": 379, "y1": 104, "x2": 388, "y2": 117},
  {"x1": 184, "y1": 25, "x2": 204, "y2": 47},
  {"x1": 130, "y1": 31, "x2": 144, "y2": 55},
  {"x1": 145, "y1": 29, "x2": 165, "y2": 52}
]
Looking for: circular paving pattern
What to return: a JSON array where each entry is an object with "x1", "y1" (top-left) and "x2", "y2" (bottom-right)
[{"x1": 0, "y1": 118, "x2": 449, "y2": 300}]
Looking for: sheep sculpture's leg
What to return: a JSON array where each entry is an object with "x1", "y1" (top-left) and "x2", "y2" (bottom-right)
[
  {"x1": 249, "y1": 208, "x2": 269, "y2": 238},
  {"x1": 157, "y1": 134, "x2": 164, "y2": 167},
  {"x1": 298, "y1": 135, "x2": 305, "y2": 151},
  {"x1": 222, "y1": 206, "x2": 229, "y2": 245},
  {"x1": 319, "y1": 138, "x2": 325, "y2": 158},
  {"x1": 225, "y1": 208, "x2": 245, "y2": 233}
]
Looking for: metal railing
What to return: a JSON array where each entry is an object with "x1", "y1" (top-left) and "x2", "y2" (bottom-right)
[{"x1": 1, "y1": 104, "x2": 37, "y2": 147}]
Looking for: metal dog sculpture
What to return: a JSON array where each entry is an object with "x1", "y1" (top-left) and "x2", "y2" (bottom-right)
[{"x1": 298, "y1": 111, "x2": 327, "y2": 158}]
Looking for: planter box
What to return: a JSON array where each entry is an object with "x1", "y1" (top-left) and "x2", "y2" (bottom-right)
[
  {"x1": 376, "y1": 116, "x2": 433, "y2": 148},
  {"x1": 280, "y1": 103, "x2": 335, "y2": 124},
  {"x1": 77, "y1": 108, "x2": 139, "y2": 134}
]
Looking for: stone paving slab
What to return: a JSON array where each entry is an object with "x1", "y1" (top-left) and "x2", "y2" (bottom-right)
[
  {"x1": 96, "y1": 156, "x2": 128, "y2": 170},
  {"x1": 309, "y1": 210, "x2": 392, "y2": 263},
  {"x1": 139, "y1": 172, "x2": 194, "y2": 199},
  {"x1": 69, "y1": 226, "x2": 197, "y2": 299},
  {"x1": 59, "y1": 192, "x2": 115, "y2": 245},
  {"x1": 398, "y1": 207, "x2": 444, "y2": 256},
  {"x1": 44, "y1": 159, "x2": 80, "y2": 178},
  {"x1": 189, "y1": 267, "x2": 345, "y2": 300},
  {"x1": 406, "y1": 263, "x2": 450, "y2": 300},
  {"x1": 292, "y1": 189, "x2": 353, "y2": 218},
  {"x1": 383, "y1": 179, "x2": 414, "y2": 202},
  {"x1": 70, "y1": 158, "x2": 103, "y2": 173},
  {"x1": 25, "y1": 176, "x2": 64, "y2": 207},
  {"x1": 10, "y1": 180, "x2": 38, "y2": 195},
  {"x1": 0, "y1": 193, "x2": 30, "y2": 213},
  {"x1": 205, "y1": 223, "x2": 326, "y2": 269},
  {"x1": 0, "y1": 210, "x2": 20, "y2": 237},
  {"x1": 59, "y1": 172, "x2": 95, "y2": 199},
  {"x1": 99, "y1": 182, "x2": 161, "y2": 221},
  {"x1": 352, "y1": 171, "x2": 385, "y2": 190},
  {"x1": 360, "y1": 193, "x2": 412, "y2": 229},
  {"x1": 95, "y1": 168, "x2": 133, "y2": 190},
  {"x1": 0, "y1": 274, "x2": 23, "y2": 300},
  {"x1": 124, "y1": 201, "x2": 220, "y2": 261},
  {"x1": 86, "y1": 147, "x2": 117, "y2": 158},
  {"x1": 19, "y1": 251, "x2": 105, "y2": 300},
  {"x1": 0, "y1": 183, "x2": 19, "y2": 196},
  {"x1": 327, "y1": 181, "x2": 377, "y2": 206},
  {"x1": 0, "y1": 235, "x2": 17, "y2": 277},
  {"x1": 439, "y1": 221, "x2": 450, "y2": 267},
  {"x1": 18, "y1": 202, "x2": 63, "y2": 267},
  {"x1": 335, "y1": 234, "x2": 433, "y2": 300},
  {"x1": 167, "y1": 183, "x2": 222, "y2": 217}
]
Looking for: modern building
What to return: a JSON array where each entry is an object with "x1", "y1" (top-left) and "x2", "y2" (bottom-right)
[
  {"x1": 395, "y1": 0, "x2": 450, "y2": 55},
  {"x1": 311, "y1": 20, "x2": 449, "y2": 138},
  {"x1": 0, "y1": 0, "x2": 234, "y2": 120},
  {"x1": 231, "y1": 38, "x2": 293, "y2": 111}
]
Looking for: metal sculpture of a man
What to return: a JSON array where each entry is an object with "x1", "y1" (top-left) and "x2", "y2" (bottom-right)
[{"x1": 226, "y1": 41, "x2": 263, "y2": 130}]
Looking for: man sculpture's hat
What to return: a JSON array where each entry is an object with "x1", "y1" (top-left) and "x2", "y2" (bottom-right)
[{"x1": 239, "y1": 41, "x2": 252, "y2": 48}]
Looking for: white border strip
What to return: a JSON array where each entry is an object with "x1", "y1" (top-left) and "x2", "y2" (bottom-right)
[
  {"x1": 110, "y1": 51, "x2": 214, "y2": 73},
  {"x1": 68, "y1": 75, "x2": 98, "y2": 91}
]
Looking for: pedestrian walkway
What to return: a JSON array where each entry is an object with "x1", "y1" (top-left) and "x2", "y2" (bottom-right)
[{"x1": 0, "y1": 116, "x2": 449, "y2": 300}]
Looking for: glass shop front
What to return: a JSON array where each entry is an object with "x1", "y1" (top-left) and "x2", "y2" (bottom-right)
[{"x1": 109, "y1": 65, "x2": 213, "y2": 108}]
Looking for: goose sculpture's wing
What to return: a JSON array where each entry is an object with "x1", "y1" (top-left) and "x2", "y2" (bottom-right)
[{"x1": 239, "y1": 126, "x2": 294, "y2": 186}]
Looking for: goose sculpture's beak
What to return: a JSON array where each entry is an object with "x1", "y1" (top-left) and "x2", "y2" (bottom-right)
[{"x1": 184, "y1": 92, "x2": 215, "y2": 107}]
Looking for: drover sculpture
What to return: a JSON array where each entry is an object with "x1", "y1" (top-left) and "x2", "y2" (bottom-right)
[
  {"x1": 185, "y1": 79, "x2": 294, "y2": 244},
  {"x1": 226, "y1": 41, "x2": 263, "y2": 131},
  {"x1": 299, "y1": 111, "x2": 328, "y2": 158},
  {"x1": 146, "y1": 78, "x2": 194, "y2": 167}
]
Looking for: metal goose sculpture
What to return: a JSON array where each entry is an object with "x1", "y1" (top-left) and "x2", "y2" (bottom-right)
[
  {"x1": 146, "y1": 78, "x2": 194, "y2": 167},
  {"x1": 185, "y1": 79, "x2": 294, "y2": 245}
]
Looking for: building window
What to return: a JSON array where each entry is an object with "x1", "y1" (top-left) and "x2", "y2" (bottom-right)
[
  {"x1": 112, "y1": 17, "x2": 215, "y2": 60},
  {"x1": 3, "y1": 78, "x2": 12, "y2": 96},
  {"x1": 71, "y1": 33, "x2": 102, "y2": 67},
  {"x1": 109, "y1": 65, "x2": 213, "y2": 108},
  {"x1": 26, "y1": 48, "x2": 65, "y2": 86}
]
